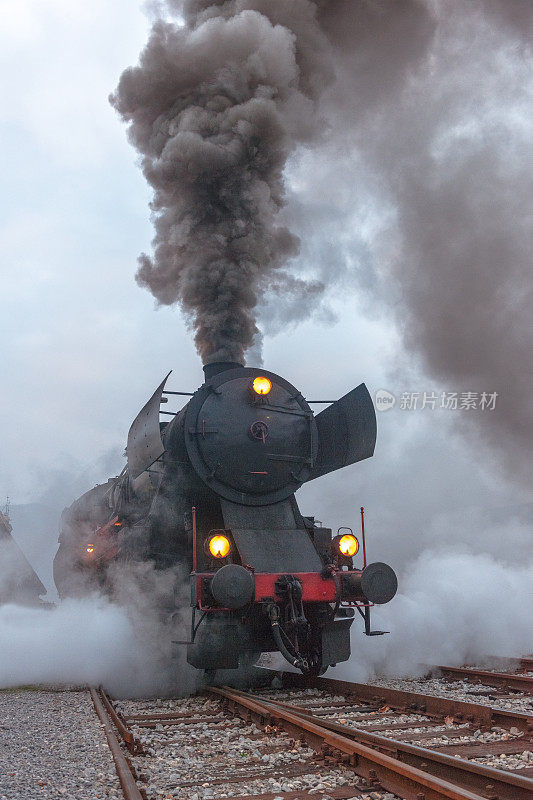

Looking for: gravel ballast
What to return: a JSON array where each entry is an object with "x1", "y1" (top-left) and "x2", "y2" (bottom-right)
[
  {"x1": 0, "y1": 688, "x2": 122, "y2": 800},
  {"x1": 1, "y1": 673, "x2": 530, "y2": 800},
  {"x1": 364, "y1": 675, "x2": 533, "y2": 713},
  {"x1": 115, "y1": 694, "x2": 378, "y2": 800}
]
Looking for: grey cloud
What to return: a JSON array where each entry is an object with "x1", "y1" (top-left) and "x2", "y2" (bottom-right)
[{"x1": 341, "y1": 2, "x2": 533, "y2": 485}]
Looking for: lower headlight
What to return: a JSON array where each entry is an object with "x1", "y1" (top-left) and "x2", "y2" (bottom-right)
[
  {"x1": 336, "y1": 534, "x2": 359, "y2": 557},
  {"x1": 208, "y1": 534, "x2": 231, "y2": 558}
]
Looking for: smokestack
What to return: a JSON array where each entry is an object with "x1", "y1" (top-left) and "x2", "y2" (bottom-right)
[{"x1": 203, "y1": 362, "x2": 244, "y2": 381}]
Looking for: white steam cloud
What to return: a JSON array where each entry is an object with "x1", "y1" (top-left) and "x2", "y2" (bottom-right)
[
  {"x1": 0, "y1": 593, "x2": 198, "y2": 697},
  {"x1": 0, "y1": 506, "x2": 198, "y2": 696},
  {"x1": 0, "y1": 598, "x2": 149, "y2": 695},
  {"x1": 335, "y1": 550, "x2": 533, "y2": 682}
]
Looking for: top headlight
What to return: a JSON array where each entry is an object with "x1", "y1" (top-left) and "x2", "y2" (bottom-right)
[{"x1": 252, "y1": 376, "x2": 272, "y2": 395}]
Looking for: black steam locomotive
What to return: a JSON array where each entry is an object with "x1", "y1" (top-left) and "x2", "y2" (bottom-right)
[{"x1": 54, "y1": 362, "x2": 397, "y2": 675}]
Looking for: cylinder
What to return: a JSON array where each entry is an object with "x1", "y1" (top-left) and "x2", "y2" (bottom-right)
[{"x1": 341, "y1": 562, "x2": 398, "y2": 605}]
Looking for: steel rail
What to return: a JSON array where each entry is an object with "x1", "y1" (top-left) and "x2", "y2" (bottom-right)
[
  {"x1": 436, "y1": 665, "x2": 533, "y2": 694},
  {"x1": 90, "y1": 688, "x2": 143, "y2": 800},
  {"x1": 282, "y1": 674, "x2": 533, "y2": 733},
  {"x1": 228, "y1": 688, "x2": 533, "y2": 800},
  {"x1": 98, "y1": 686, "x2": 143, "y2": 754},
  {"x1": 209, "y1": 686, "x2": 486, "y2": 800}
]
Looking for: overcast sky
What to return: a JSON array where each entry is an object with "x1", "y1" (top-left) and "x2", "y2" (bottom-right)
[{"x1": 1, "y1": 1, "x2": 531, "y2": 589}]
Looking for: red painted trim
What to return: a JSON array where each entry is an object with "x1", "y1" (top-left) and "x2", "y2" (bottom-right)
[
  {"x1": 360, "y1": 506, "x2": 367, "y2": 567},
  {"x1": 82, "y1": 515, "x2": 120, "y2": 565},
  {"x1": 192, "y1": 506, "x2": 197, "y2": 571},
  {"x1": 193, "y1": 570, "x2": 339, "y2": 609}
]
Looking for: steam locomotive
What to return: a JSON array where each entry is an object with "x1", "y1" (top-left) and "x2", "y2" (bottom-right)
[{"x1": 54, "y1": 362, "x2": 397, "y2": 675}]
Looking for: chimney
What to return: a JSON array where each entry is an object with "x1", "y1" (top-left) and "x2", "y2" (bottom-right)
[{"x1": 203, "y1": 362, "x2": 244, "y2": 381}]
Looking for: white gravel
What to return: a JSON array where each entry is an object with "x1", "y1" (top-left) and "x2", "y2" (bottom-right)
[
  {"x1": 365, "y1": 675, "x2": 533, "y2": 714},
  {"x1": 471, "y1": 750, "x2": 533, "y2": 770},
  {"x1": 0, "y1": 688, "x2": 122, "y2": 800}
]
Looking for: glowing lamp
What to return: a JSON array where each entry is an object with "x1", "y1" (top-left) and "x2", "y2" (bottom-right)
[
  {"x1": 86, "y1": 544, "x2": 94, "y2": 554},
  {"x1": 208, "y1": 534, "x2": 231, "y2": 559},
  {"x1": 252, "y1": 376, "x2": 272, "y2": 396},
  {"x1": 337, "y1": 534, "x2": 359, "y2": 557}
]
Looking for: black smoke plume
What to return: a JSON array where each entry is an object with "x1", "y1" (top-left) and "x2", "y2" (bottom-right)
[{"x1": 110, "y1": 1, "x2": 335, "y2": 364}]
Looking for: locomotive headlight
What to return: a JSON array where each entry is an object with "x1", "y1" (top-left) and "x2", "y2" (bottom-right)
[
  {"x1": 208, "y1": 534, "x2": 231, "y2": 559},
  {"x1": 86, "y1": 544, "x2": 94, "y2": 555},
  {"x1": 252, "y1": 376, "x2": 272, "y2": 395},
  {"x1": 337, "y1": 534, "x2": 359, "y2": 557}
]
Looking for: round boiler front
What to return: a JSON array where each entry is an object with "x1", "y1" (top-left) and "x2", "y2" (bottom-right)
[{"x1": 184, "y1": 367, "x2": 318, "y2": 505}]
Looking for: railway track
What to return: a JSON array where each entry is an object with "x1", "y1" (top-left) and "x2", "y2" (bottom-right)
[
  {"x1": 91, "y1": 674, "x2": 533, "y2": 800},
  {"x1": 435, "y1": 665, "x2": 533, "y2": 695},
  {"x1": 520, "y1": 657, "x2": 533, "y2": 673}
]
